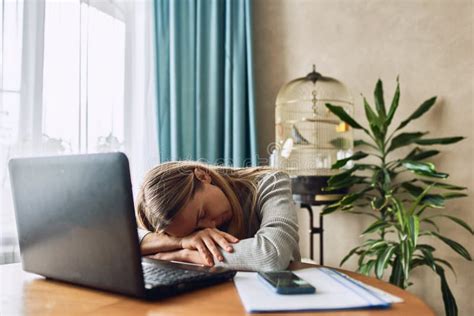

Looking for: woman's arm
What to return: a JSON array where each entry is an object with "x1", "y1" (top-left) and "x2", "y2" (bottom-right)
[
  {"x1": 147, "y1": 249, "x2": 209, "y2": 266},
  {"x1": 139, "y1": 230, "x2": 182, "y2": 255},
  {"x1": 215, "y1": 172, "x2": 301, "y2": 271},
  {"x1": 138, "y1": 227, "x2": 238, "y2": 265}
]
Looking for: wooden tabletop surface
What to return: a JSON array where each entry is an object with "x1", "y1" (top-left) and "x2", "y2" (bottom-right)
[{"x1": 0, "y1": 262, "x2": 434, "y2": 315}]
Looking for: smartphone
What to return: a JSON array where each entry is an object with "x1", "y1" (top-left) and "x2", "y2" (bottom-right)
[{"x1": 257, "y1": 271, "x2": 316, "y2": 294}]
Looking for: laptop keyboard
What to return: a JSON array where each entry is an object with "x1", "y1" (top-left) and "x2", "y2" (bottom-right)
[{"x1": 142, "y1": 264, "x2": 212, "y2": 288}]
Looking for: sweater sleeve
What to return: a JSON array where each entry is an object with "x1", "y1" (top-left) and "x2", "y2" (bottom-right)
[
  {"x1": 216, "y1": 171, "x2": 301, "y2": 271},
  {"x1": 137, "y1": 228, "x2": 151, "y2": 244}
]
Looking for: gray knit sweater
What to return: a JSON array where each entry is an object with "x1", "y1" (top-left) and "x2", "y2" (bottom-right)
[{"x1": 138, "y1": 171, "x2": 300, "y2": 271}]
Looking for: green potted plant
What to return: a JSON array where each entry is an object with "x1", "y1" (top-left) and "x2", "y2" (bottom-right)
[{"x1": 323, "y1": 78, "x2": 472, "y2": 316}]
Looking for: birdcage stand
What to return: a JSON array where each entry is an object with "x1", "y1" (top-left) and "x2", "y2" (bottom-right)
[{"x1": 299, "y1": 203, "x2": 324, "y2": 265}]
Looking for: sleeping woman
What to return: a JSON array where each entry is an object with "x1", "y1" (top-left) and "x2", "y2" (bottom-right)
[{"x1": 135, "y1": 161, "x2": 300, "y2": 271}]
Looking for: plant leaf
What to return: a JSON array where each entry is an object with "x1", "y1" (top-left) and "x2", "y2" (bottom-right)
[
  {"x1": 435, "y1": 265, "x2": 458, "y2": 316},
  {"x1": 427, "y1": 215, "x2": 473, "y2": 234},
  {"x1": 362, "y1": 238, "x2": 381, "y2": 247},
  {"x1": 345, "y1": 210, "x2": 380, "y2": 219},
  {"x1": 414, "y1": 170, "x2": 449, "y2": 179},
  {"x1": 363, "y1": 98, "x2": 385, "y2": 140},
  {"x1": 421, "y1": 218, "x2": 440, "y2": 232},
  {"x1": 434, "y1": 258, "x2": 457, "y2": 278},
  {"x1": 375, "y1": 245, "x2": 395, "y2": 279},
  {"x1": 330, "y1": 137, "x2": 352, "y2": 150},
  {"x1": 362, "y1": 220, "x2": 391, "y2": 235},
  {"x1": 407, "y1": 215, "x2": 420, "y2": 247},
  {"x1": 408, "y1": 184, "x2": 435, "y2": 215},
  {"x1": 388, "y1": 132, "x2": 427, "y2": 152},
  {"x1": 339, "y1": 189, "x2": 371, "y2": 206},
  {"x1": 421, "y1": 194, "x2": 445, "y2": 209},
  {"x1": 327, "y1": 166, "x2": 358, "y2": 184},
  {"x1": 371, "y1": 169, "x2": 382, "y2": 187},
  {"x1": 370, "y1": 196, "x2": 385, "y2": 210},
  {"x1": 374, "y1": 79, "x2": 387, "y2": 119},
  {"x1": 402, "y1": 160, "x2": 435, "y2": 172},
  {"x1": 366, "y1": 260, "x2": 376, "y2": 276},
  {"x1": 326, "y1": 103, "x2": 367, "y2": 132},
  {"x1": 402, "y1": 161, "x2": 448, "y2": 179},
  {"x1": 416, "y1": 205, "x2": 429, "y2": 217},
  {"x1": 418, "y1": 245, "x2": 436, "y2": 270},
  {"x1": 411, "y1": 150, "x2": 440, "y2": 161},
  {"x1": 341, "y1": 205, "x2": 354, "y2": 211},
  {"x1": 359, "y1": 259, "x2": 376, "y2": 276},
  {"x1": 392, "y1": 197, "x2": 406, "y2": 227},
  {"x1": 400, "y1": 240, "x2": 411, "y2": 281},
  {"x1": 442, "y1": 192, "x2": 468, "y2": 199},
  {"x1": 416, "y1": 244, "x2": 436, "y2": 252},
  {"x1": 324, "y1": 176, "x2": 367, "y2": 191},
  {"x1": 386, "y1": 78, "x2": 400, "y2": 127},
  {"x1": 328, "y1": 166, "x2": 359, "y2": 182},
  {"x1": 321, "y1": 203, "x2": 341, "y2": 215},
  {"x1": 354, "y1": 139, "x2": 378, "y2": 149},
  {"x1": 410, "y1": 257, "x2": 426, "y2": 270},
  {"x1": 332, "y1": 151, "x2": 369, "y2": 169},
  {"x1": 415, "y1": 136, "x2": 465, "y2": 146},
  {"x1": 364, "y1": 97, "x2": 382, "y2": 129},
  {"x1": 358, "y1": 250, "x2": 368, "y2": 267},
  {"x1": 401, "y1": 182, "x2": 423, "y2": 196},
  {"x1": 325, "y1": 176, "x2": 364, "y2": 190},
  {"x1": 340, "y1": 246, "x2": 360, "y2": 266},
  {"x1": 368, "y1": 240, "x2": 389, "y2": 251},
  {"x1": 432, "y1": 232, "x2": 472, "y2": 260},
  {"x1": 420, "y1": 180, "x2": 466, "y2": 191},
  {"x1": 389, "y1": 254, "x2": 405, "y2": 288},
  {"x1": 382, "y1": 168, "x2": 391, "y2": 192},
  {"x1": 404, "y1": 147, "x2": 440, "y2": 161},
  {"x1": 397, "y1": 96, "x2": 437, "y2": 131}
]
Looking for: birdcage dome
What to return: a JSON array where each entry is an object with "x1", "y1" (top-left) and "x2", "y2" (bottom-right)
[{"x1": 276, "y1": 74, "x2": 352, "y2": 109}]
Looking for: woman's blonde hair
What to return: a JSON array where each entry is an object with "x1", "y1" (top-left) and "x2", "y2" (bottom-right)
[{"x1": 135, "y1": 161, "x2": 276, "y2": 238}]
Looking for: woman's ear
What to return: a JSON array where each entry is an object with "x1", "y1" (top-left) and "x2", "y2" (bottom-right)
[{"x1": 193, "y1": 168, "x2": 212, "y2": 184}]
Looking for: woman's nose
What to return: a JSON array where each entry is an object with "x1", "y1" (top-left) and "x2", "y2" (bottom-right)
[{"x1": 197, "y1": 218, "x2": 216, "y2": 229}]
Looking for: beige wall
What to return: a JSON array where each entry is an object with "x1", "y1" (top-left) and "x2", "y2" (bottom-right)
[{"x1": 253, "y1": 0, "x2": 473, "y2": 314}]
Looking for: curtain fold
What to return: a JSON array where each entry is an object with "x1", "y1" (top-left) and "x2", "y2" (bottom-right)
[
  {"x1": 154, "y1": 0, "x2": 257, "y2": 167},
  {"x1": 122, "y1": 0, "x2": 160, "y2": 194}
]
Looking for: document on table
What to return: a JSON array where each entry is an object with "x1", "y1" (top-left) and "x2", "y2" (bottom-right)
[{"x1": 233, "y1": 267, "x2": 403, "y2": 313}]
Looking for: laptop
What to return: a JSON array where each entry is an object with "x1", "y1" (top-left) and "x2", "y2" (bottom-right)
[{"x1": 8, "y1": 152, "x2": 236, "y2": 299}]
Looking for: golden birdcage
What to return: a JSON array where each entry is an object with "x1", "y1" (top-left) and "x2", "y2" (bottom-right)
[{"x1": 273, "y1": 66, "x2": 354, "y2": 204}]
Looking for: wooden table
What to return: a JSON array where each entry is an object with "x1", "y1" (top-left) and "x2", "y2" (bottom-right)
[{"x1": 0, "y1": 262, "x2": 434, "y2": 315}]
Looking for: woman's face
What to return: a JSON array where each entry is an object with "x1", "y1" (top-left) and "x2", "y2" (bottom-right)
[{"x1": 164, "y1": 170, "x2": 233, "y2": 237}]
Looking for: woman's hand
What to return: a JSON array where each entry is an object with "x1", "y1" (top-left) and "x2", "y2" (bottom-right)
[
  {"x1": 180, "y1": 228, "x2": 239, "y2": 266},
  {"x1": 147, "y1": 249, "x2": 210, "y2": 266}
]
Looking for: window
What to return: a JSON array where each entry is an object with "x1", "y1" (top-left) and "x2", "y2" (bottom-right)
[
  {"x1": 42, "y1": 0, "x2": 125, "y2": 154},
  {"x1": 0, "y1": 0, "x2": 24, "y2": 264},
  {"x1": 0, "y1": 0, "x2": 23, "y2": 146},
  {"x1": 0, "y1": 0, "x2": 127, "y2": 263}
]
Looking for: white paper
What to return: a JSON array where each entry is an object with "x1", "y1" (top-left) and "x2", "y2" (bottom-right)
[{"x1": 233, "y1": 267, "x2": 403, "y2": 312}]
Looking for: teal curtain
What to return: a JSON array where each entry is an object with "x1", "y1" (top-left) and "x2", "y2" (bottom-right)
[{"x1": 154, "y1": 0, "x2": 258, "y2": 167}]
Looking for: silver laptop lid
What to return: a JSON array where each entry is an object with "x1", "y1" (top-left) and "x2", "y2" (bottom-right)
[{"x1": 8, "y1": 152, "x2": 145, "y2": 297}]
